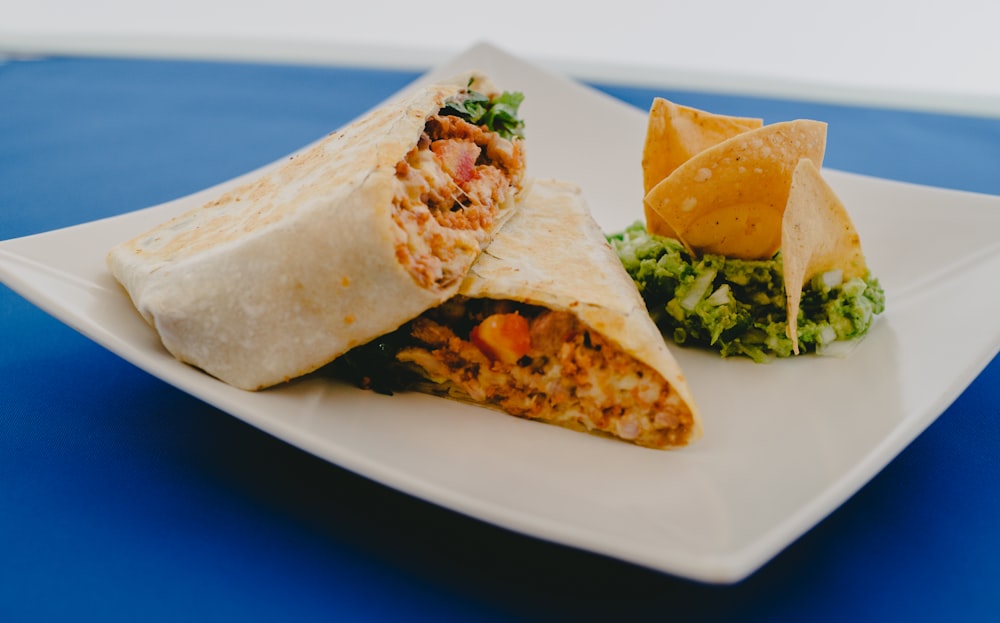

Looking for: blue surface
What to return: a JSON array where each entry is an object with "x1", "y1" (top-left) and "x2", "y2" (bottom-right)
[{"x1": 2, "y1": 56, "x2": 999, "y2": 621}]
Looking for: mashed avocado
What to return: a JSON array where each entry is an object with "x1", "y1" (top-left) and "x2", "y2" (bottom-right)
[{"x1": 608, "y1": 222, "x2": 885, "y2": 362}]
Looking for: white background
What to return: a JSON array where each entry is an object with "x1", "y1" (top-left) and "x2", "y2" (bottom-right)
[{"x1": 2, "y1": 0, "x2": 999, "y2": 117}]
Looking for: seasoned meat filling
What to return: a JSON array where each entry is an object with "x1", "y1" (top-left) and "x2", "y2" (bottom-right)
[
  {"x1": 392, "y1": 114, "x2": 525, "y2": 289},
  {"x1": 395, "y1": 298, "x2": 696, "y2": 448}
]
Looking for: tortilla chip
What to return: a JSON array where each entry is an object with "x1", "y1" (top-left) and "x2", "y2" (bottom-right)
[
  {"x1": 642, "y1": 98, "x2": 762, "y2": 194},
  {"x1": 781, "y1": 158, "x2": 868, "y2": 352},
  {"x1": 641, "y1": 99, "x2": 762, "y2": 239},
  {"x1": 644, "y1": 119, "x2": 827, "y2": 259}
]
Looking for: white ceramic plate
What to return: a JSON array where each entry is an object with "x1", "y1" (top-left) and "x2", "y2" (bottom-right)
[{"x1": 2, "y1": 43, "x2": 1000, "y2": 583}]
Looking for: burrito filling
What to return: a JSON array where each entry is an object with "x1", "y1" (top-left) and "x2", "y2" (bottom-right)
[
  {"x1": 339, "y1": 297, "x2": 696, "y2": 448},
  {"x1": 392, "y1": 93, "x2": 526, "y2": 290}
]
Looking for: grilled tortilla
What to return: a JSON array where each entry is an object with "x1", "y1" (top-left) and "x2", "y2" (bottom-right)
[
  {"x1": 107, "y1": 73, "x2": 526, "y2": 390},
  {"x1": 344, "y1": 179, "x2": 701, "y2": 449}
]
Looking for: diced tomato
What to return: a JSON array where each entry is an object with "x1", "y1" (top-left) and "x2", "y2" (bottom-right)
[
  {"x1": 470, "y1": 313, "x2": 531, "y2": 365},
  {"x1": 431, "y1": 139, "x2": 480, "y2": 185}
]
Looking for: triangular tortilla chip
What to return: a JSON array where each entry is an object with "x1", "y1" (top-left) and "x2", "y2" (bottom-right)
[
  {"x1": 642, "y1": 98, "x2": 763, "y2": 194},
  {"x1": 781, "y1": 158, "x2": 868, "y2": 352},
  {"x1": 645, "y1": 119, "x2": 827, "y2": 259},
  {"x1": 641, "y1": 98, "x2": 762, "y2": 239}
]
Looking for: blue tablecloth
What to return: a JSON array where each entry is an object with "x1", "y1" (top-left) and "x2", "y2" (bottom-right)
[{"x1": 2, "y1": 55, "x2": 999, "y2": 621}]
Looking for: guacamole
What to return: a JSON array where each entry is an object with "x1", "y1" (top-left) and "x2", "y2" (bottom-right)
[{"x1": 608, "y1": 222, "x2": 885, "y2": 362}]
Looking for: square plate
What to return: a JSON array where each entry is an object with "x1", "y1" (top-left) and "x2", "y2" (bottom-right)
[{"x1": 2, "y1": 43, "x2": 999, "y2": 583}]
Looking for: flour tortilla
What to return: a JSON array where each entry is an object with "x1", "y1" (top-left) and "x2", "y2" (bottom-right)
[{"x1": 107, "y1": 73, "x2": 520, "y2": 390}]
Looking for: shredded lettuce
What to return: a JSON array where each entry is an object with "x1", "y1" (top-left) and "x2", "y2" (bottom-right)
[
  {"x1": 441, "y1": 89, "x2": 525, "y2": 141},
  {"x1": 608, "y1": 222, "x2": 885, "y2": 362}
]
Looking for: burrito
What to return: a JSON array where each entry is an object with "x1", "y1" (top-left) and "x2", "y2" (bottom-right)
[
  {"x1": 107, "y1": 73, "x2": 526, "y2": 390},
  {"x1": 338, "y1": 179, "x2": 702, "y2": 449}
]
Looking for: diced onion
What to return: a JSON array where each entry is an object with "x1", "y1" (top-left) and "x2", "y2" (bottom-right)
[
  {"x1": 820, "y1": 269, "x2": 844, "y2": 289},
  {"x1": 817, "y1": 337, "x2": 861, "y2": 358},
  {"x1": 818, "y1": 324, "x2": 837, "y2": 344},
  {"x1": 680, "y1": 269, "x2": 717, "y2": 311},
  {"x1": 707, "y1": 284, "x2": 732, "y2": 306}
]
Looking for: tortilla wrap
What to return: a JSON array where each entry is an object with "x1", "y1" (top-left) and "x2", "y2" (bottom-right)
[
  {"x1": 108, "y1": 73, "x2": 525, "y2": 390},
  {"x1": 387, "y1": 179, "x2": 702, "y2": 448}
]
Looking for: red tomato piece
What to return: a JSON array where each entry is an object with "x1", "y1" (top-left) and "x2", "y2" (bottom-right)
[
  {"x1": 470, "y1": 313, "x2": 531, "y2": 364},
  {"x1": 432, "y1": 139, "x2": 480, "y2": 185}
]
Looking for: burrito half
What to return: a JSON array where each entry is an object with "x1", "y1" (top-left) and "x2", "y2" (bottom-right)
[
  {"x1": 339, "y1": 179, "x2": 702, "y2": 449},
  {"x1": 108, "y1": 73, "x2": 526, "y2": 390}
]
